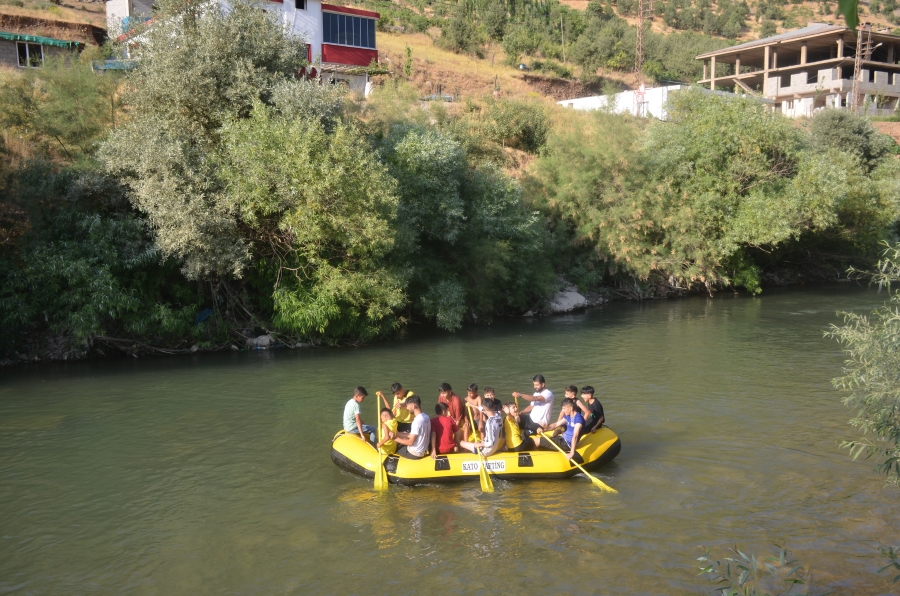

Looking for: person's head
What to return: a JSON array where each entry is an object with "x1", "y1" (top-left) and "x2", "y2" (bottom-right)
[
  {"x1": 435, "y1": 402, "x2": 449, "y2": 417},
  {"x1": 482, "y1": 398, "x2": 495, "y2": 414},
  {"x1": 380, "y1": 407, "x2": 394, "y2": 422},
  {"x1": 581, "y1": 385, "x2": 595, "y2": 401},
  {"x1": 390, "y1": 382, "x2": 404, "y2": 398},
  {"x1": 565, "y1": 384, "x2": 578, "y2": 399},
  {"x1": 492, "y1": 398, "x2": 503, "y2": 413},
  {"x1": 354, "y1": 386, "x2": 368, "y2": 402},
  {"x1": 438, "y1": 382, "x2": 452, "y2": 399},
  {"x1": 484, "y1": 386, "x2": 495, "y2": 399},
  {"x1": 405, "y1": 394, "x2": 422, "y2": 411},
  {"x1": 504, "y1": 401, "x2": 518, "y2": 416},
  {"x1": 561, "y1": 398, "x2": 576, "y2": 414},
  {"x1": 466, "y1": 383, "x2": 478, "y2": 398},
  {"x1": 532, "y1": 374, "x2": 546, "y2": 391}
]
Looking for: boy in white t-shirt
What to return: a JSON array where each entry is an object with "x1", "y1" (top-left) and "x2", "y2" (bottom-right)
[{"x1": 512, "y1": 374, "x2": 555, "y2": 438}]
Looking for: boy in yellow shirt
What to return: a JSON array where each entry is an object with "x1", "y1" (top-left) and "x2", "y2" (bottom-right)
[
  {"x1": 377, "y1": 382, "x2": 414, "y2": 432},
  {"x1": 376, "y1": 408, "x2": 399, "y2": 456},
  {"x1": 502, "y1": 401, "x2": 533, "y2": 452}
]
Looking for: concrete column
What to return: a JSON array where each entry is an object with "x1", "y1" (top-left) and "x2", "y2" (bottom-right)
[
  {"x1": 710, "y1": 56, "x2": 716, "y2": 89},
  {"x1": 837, "y1": 37, "x2": 844, "y2": 59},
  {"x1": 764, "y1": 46, "x2": 770, "y2": 94},
  {"x1": 703, "y1": 62, "x2": 708, "y2": 80},
  {"x1": 735, "y1": 54, "x2": 741, "y2": 75},
  {"x1": 889, "y1": 43, "x2": 895, "y2": 64},
  {"x1": 801, "y1": 42, "x2": 807, "y2": 65},
  {"x1": 772, "y1": 49, "x2": 778, "y2": 69}
]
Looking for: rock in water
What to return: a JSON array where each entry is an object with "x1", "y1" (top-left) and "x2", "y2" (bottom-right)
[
  {"x1": 549, "y1": 291, "x2": 588, "y2": 313},
  {"x1": 246, "y1": 334, "x2": 274, "y2": 348}
]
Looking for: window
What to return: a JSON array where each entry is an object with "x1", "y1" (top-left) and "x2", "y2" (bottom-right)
[
  {"x1": 322, "y1": 12, "x2": 375, "y2": 49},
  {"x1": 17, "y1": 42, "x2": 43, "y2": 68},
  {"x1": 296, "y1": 0, "x2": 305, "y2": 8}
]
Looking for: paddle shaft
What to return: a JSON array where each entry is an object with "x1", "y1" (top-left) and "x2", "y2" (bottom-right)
[{"x1": 537, "y1": 430, "x2": 616, "y2": 493}]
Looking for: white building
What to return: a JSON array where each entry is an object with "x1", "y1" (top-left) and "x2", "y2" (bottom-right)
[{"x1": 105, "y1": 0, "x2": 380, "y2": 93}]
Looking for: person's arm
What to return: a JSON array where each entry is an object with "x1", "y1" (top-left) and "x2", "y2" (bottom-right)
[
  {"x1": 589, "y1": 414, "x2": 605, "y2": 433},
  {"x1": 355, "y1": 413, "x2": 366, "y2": 440},
  {"x1": 377, "y1": 391, "x2": 391, "y2": 410},
  {"x1": 512, "y1": 391, "x2": 547, "y2": 403},
  {"x1": 567, "y1": 423, "x2": 583, "y2": 459},
  {"x1": 376, "y1": 422, "x2": 391, "y2": 448},
  {"x1": 575, "y1": 399, "x2": 590, "y2": 418},
  {"x1": 396, "y1": 432, "x2": 417, "y2": 446},
  {"x1": 430, "y1": 431, "x2": 438, "y2": 459}
]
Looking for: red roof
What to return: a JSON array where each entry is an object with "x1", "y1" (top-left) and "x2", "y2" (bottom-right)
[{"x1": 321, "y1": 3, "x2": 379, "y2": 19}]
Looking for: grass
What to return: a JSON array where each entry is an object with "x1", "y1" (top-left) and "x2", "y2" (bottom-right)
[{"x1": 0, "y1": 0, "x2": 107, "y2": 28}]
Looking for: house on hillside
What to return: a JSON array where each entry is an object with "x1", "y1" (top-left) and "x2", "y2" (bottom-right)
[
  {"x1": 105, "y1": 0, "x2": 380, "y2": 93},
  {"x1": 0, "y1": 31, "x2": 84, "y2": 68},
  {"x1": 696, "y1": 23, "x2": 900, "y2": 117}
]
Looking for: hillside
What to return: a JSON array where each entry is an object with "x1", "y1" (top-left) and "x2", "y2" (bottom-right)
[{"x1": 0, "y1": 0, "x2": 106, "y2": 44}]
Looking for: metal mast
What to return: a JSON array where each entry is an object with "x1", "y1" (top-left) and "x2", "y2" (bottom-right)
[
  {"x1": 850, "y1": 24, "x2": 874, "y2": 112},
  {"x1": 634, "y1": 0, "x2": 653, "y2": 79},
  {"x1": 634, "y1": 0, "x2": 653, "y2": 116}
]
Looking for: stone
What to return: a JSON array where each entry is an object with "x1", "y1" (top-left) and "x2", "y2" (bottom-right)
[
  {"x1": 190, "y1": 344, "x2": 199, "y2": 353},
  {"x1": 246, "y1": 334, "x2": 274, "y2": 348},
  {"x1": 548, "y1": 291, "x2": 589, "y2": 314}
]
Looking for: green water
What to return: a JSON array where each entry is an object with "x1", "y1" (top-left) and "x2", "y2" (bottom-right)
[{"x1": 1, "y1": 285, "x2": 898, "y2": 595}]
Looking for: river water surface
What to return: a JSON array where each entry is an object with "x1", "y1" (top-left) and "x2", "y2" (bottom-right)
[{"x1": 2, "y1": 285, "x2": 899, "y2": 595}]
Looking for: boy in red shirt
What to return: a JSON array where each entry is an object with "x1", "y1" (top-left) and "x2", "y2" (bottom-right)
[
  {"x1": 438, "y1": 382, "x2": 466, "y2": 436},
  {"x1": 430, "y1": 402, "x2": 460, "y2": 457}
]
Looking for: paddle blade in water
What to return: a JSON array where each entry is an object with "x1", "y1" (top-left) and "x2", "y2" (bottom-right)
[
  {"x1": 479, "y1": 462, "x2": 494, "y2": 493},
  {"x1": 374, "y1": 460, "x2": 388, "y2": 491},
  {"x1": 590, "y1": 475, "x2": 617, "y2": 493}
]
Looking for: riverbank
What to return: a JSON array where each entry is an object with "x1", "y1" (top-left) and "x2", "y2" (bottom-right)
[{"x1": 0, "y1": 275, "x2": 864, "y2": 367}]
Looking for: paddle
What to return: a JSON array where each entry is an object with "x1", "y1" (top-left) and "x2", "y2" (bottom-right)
[
  {"x1": 373, "y1": 397, "x2": 388, "y2": 491},
  {"x1": 466, "y1": 405, "x2": 494, "y2": 493},
  {"x1": 539, "y1": 431, "x2": 617, "y2": 493}
]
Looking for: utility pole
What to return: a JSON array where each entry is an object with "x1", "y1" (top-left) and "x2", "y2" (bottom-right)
[
  {"x1": 634, "y1": 0, "x2": 653, "y2": 116},
  {"x1": 850, "y1": 24, "x2": 874, "y2": 112}
]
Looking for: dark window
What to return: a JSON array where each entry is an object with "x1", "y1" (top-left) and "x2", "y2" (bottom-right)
[
  {"x1": 296, "y1": 0, "x2": 305, "y2": 8},
  {"x1": 16, "y1": 42, "x2": 42, "y2": 68},
  {"x1": 322, "y1": 12, "x2": 376, "y2": 49}
]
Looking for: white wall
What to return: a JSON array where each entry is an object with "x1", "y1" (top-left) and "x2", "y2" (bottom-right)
[
  {"x1": 106, "y1": 0, "x2": 131, "y2": 34},
  {"x1": 282, "y1": 0, "x2": 322, "y2": 60},
  {"x1": 557, "y1": 85, "x2": 686, "y2": 120}
]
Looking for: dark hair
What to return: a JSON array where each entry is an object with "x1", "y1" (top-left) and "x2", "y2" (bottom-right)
[
  {"x1": 484, "y1": 386, "x2": 495, "y2": 394},
  {"x1": 435, "y1": 402, "x2": 449, "y2": 415},
  {"x1": 354, "y1": 386, "x2": 368, "y2": 397},
  {"x1": 380, "y1": 408, "x2": 394, "y2": 417},
  {"x1": 565, "y1": 384, "x2": 578, "y2": 395},
  {"x1": 405, "y1": 394, "x2": 421, "y2": 407},
  {"x1": 439, "y1": 382, "x2": 452, "y2": 392},
  {"x1": 467, "y1": 383, "x2": 478, "y2": 393},
  {"x1": 390, "y1": 382, "x2": 403, "y2": 393},
  {"x1": 492, "y1": 398, "x2": 503, "y2": 412},
  {"x1": 533, "y1": 374, "x2": 545, "y2": 383},
  {"x1": 581, "y1": 385, "x2": 595, "y2": 395},
  {"x1": 482, "y1": 398, "x2": 495, "y2": 412},
  {"x1": 505, "y1": 401, "x2": 517, "y2": 408},
  {"x1": 561, "y1": 398, "x2": 576, "y2": 410}
]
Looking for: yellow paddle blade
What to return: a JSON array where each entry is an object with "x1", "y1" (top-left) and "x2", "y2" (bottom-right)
[
  {"x1": 374, "y1": 460, "x2": 389, "y2": 491},
  {"x1": 589, "y1": 474, "x2": 617, "y2": 493},
  {"x1": 479, "y1": 461, "x2": 494, "y2": 493}
]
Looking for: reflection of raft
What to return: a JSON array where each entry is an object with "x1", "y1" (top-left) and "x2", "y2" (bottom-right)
[{"x1": 331, "y1": 427, "x2": 621, "y2": 486}]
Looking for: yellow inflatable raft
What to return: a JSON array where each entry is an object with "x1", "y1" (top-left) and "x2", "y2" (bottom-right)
[{"x1": 331, "y1": 427, "x2": 621, "y2": 486}]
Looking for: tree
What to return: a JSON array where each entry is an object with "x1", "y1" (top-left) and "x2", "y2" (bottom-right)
[
  {"x1": 438, "y1": 2, "x2": 481, "y2": 54},
  {"x1": 828, "y1": 243, "x2": 900, "y2": 485},
  {"x1": 483, "y1": 0, "x2": 508, "y2": 41}
]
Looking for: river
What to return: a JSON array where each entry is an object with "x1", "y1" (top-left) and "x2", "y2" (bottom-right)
[{"x1": 1, "y1": 285, "x2": 898, "y2": 595}]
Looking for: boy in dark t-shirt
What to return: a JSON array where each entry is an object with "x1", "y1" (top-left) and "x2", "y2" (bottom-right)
[{"x1": 579, "y1": 385, "x2": 605, "y2": 434}]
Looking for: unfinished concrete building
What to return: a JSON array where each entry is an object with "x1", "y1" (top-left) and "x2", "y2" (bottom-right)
[{"x1": 696, "y1": 23, "x2": 900, "y2": 117}]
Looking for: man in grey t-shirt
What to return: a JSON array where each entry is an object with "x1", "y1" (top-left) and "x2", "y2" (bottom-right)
[{"x1": 395, "y1": 394, "x2": 431, "y2": 459}]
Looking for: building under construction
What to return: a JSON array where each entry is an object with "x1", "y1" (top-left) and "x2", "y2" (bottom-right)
[{"x1": 696, "y1": 23, "x2": 900, "y2": 117}]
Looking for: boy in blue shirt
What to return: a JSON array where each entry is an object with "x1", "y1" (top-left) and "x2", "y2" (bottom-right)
[
  {"x1": 539, "y1": 398, "x2": 584, "y2": 463},
  {"x1": 343, "y1": 386, "x2": 376, "y2": 443}
]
